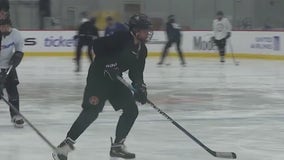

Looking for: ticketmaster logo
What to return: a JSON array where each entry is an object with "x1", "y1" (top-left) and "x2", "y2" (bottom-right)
[{"x1": 44, "y1": 36, "x2": 76, "y2": 47}]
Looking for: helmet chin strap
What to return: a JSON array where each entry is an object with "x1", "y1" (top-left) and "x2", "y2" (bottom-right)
[{"x1": 130, "y1": 31, "x2": 141, "y2": 44}]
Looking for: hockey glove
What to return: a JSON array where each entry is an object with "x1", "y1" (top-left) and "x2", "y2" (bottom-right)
[
  {"x1": 9, "y1": 51, "x2": 24, "y2": 68},
  {"x1": 210, "y1": 36, "x2": 216, "y2": 43},
  {"x1": 73, "y1": 35, "x2": 79, "y2": 39},
  {"x1": 0, "y1": 71, "x2": 7, "y2": 98},
  {"x1": 104, "y1": 62, "x2": 120, "y2": 81},
  {"x1": 132, "y1": 83, "x2": 147, "y2": 105},
  {"x1": 225, "y1": 32, "x2": 231, "y2": 39}
]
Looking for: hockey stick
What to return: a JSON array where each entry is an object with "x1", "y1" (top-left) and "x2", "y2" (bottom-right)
[
  {"x1": 0, "y1": 96, "x2": 57, "y2": 151},
  {"x1": 0, "y1": 66, "x2": 57, "y2": 151},
  {"x1": 116, "y1": 76, "x2": 237, "y2": 159},
  {"x1": 227, "y1": 39, "x2": 239, "y2": 66}
]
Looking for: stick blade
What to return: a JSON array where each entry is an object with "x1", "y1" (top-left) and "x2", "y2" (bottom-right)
[{"x1": 215, "y1": 152, "x2": 237, "y2": 159}]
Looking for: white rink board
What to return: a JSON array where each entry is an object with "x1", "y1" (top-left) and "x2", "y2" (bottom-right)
[{"x1": 21, "y1": 30, "x2": 284, "y2": 55}]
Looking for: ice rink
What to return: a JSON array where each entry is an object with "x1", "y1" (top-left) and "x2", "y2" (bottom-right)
[{"x1": 0, "y1": 57, "x2": 284, "y2": 160}]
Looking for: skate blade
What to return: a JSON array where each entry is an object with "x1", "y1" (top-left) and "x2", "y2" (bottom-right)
[
  {"x1": 13, "y1": 123, "x2": 24, "y2": 128},
  {"x1": 52, "y1": 153, "x2": 60, "y2": 160},
  {"x1": 110, "y1": 157, "x2": 136, "y2": 160}
]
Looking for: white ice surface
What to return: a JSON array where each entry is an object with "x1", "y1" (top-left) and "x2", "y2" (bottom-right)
[{"x1": 0, "y1": 57, "x2": 284, "y2": 160}]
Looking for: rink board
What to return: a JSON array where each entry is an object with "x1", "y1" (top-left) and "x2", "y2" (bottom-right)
[{"x1": 21, "y1": 30, "x2": 284, "y2": 59}]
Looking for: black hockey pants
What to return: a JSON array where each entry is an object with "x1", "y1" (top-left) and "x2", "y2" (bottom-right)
[
  {"x1": 214, "y1": 38, "x2": 227, "y2": 56},
  {"x1": 1, "y1": 69, "x2": 20, "y2": 118},
  {"x1": 160, "y1": 37, "x2": 185, "y2": 63},
  {"x1": 67, "y1": 65, "x2": 138, "y2": 143}
]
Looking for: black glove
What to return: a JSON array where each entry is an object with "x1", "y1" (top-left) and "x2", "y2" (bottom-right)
[
  {"x1": 132, "y1": 83, "x2": 147, "y2": 105},
  {"x1": 104, "y1": 62, "x2": 120, "y2": 81},
  {"x1": 0, "y1": 71, "x2": 7, "y2": 98},
  {"x1": 73, "y1": 35, "x2": 79, "y2": 39},
  {"x1": 225, "y1": 32, "x2": 231, "y2": 39},
  {"x1": 210, "y1": 36, "x2": 216, "y2": 43},
  {"x1": 9, "y1": 51, "x2": 24, "y2": 67}
]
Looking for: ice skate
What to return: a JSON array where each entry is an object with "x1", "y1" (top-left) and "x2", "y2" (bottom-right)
[
  {"x1": 74, "y1": 65, "x2": 81, "y2": 72},
  {"x1": 52, "y1": 138, "x2": 75, "y2": 160},
  {"x1": 11, "y1": 115, "x2": 24, "y2": 128},
  {"x1": 110, "y1": 138, "x2": 135, "y2": 159},
  {"x1": 220, "y1": 56, "x2": 225, "y2": 63},
  {"x1": 157, "y1": 61, "x2": 163, "y2": 65}
]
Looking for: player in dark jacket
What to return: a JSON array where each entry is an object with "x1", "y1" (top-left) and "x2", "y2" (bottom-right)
[
  {"x1": 74, "y1": 17, "x2": 99, "y2": 72},
  {"x1": 52, "y1": 14, "x2": 152, "y2": 160},
  {"x1": 158, "y1": 15, "x2": 185, "y2": 66}
]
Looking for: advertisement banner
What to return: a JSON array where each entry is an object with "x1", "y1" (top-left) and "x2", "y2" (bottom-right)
[
  {"x1": 20, "y1": 30, "x2": 284, "y2": 56},
  {"x1": 189, "y1": 31, "x2": 283, "y2": 55},
  {"x1": 22, "y1": 31, "x2": 77, "y2": 52}
]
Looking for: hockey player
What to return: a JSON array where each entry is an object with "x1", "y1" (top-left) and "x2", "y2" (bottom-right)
[
  {"x1": 0, "y1": 12, "x2": 25, "y2": 128},
  {"x1": 80, "y1": 11, "x2": 89, "y2": 24},
  {"x1": 0, "y1": 0, "x2": 10, "y2": 49},
  {"x1": 52, "y1": 14, "x2": 152, "y2": 160},
  {"x1": 104, "y1": 16, "x2": 128, "y2": 37},
  {"x1": 212, "y1": 11, "x2": 232, "y2": 63},
  {"x1": 0, "y1": 0, "x2": 9, "y2": 12},
  {"x1": 158, "y1": 15, "x2": 185, "y2": 66},
  {"x1": 74, "y1": 17, "x2": 99, "y2": 72}
]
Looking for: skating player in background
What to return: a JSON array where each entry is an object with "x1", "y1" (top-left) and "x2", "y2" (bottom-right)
[
  {"x1": 158, "y1": 14, "x2": 185, "y2": 66},
  {"x1": 0, "y1": 10, "x2": 25, "y2": 128},
  {"x1": 52, "y1": 14, "x2": 152, "y2": 160},
  {"x1": 212, "y1": 11, "x2": 232, "y2": 63},
  {"x1": 0, "y1": 0, "x2": 9, "y2": 12},
  {"x1": 104, "y1": 16, "x2": 128, "y2": 37},
  {"x1": 74, "y1": 17, "x2": 99, "y2": 72},
  {"x1": 0, "y1": 0, "x2": 10, "y2": 49},
  {"x1": 80, "y1": 11, "x2": 89, "y2": 24}
]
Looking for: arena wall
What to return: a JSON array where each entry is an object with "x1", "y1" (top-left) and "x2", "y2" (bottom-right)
[{"x1": 21, "y1": 30, "x2": 284, "y2": 60}]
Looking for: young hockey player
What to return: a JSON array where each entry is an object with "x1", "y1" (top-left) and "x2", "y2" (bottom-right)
[
  {"x1": 52, "y1": 13, "x2": 152, "y2": 160},
  {"x1": 0, "y1": 11, "x2": 25, "y2": 128},
  {"x1": 212, "y1": 11, "x2": 232, "y2": 63},
  {"x1": 158, "y1": 15, "x2": 185, "y2": 66}
]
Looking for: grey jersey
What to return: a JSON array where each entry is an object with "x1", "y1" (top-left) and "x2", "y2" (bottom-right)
[{"x1": 0, "y1": 28, "x2": 23, "y2": 69}]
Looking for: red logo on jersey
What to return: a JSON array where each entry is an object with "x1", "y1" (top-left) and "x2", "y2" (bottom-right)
[{"x1": 89, "y1": 96, "x2": 100, "y2": 106}]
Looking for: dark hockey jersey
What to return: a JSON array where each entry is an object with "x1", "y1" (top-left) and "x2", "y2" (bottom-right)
[
  {"x1": 92, "y1": 31, "x2": 147, "y2": 85},
  {"x1": 78, "y1": 20, "x2": 99, "y2": 39},
  {"x1": 166, "y1": 22, "x2": 181, "y2": 41}
]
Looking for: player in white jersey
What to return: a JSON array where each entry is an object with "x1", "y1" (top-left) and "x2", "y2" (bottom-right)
[
  {"x1": 212, "y1": 11, "x2": 232, "y2": 62},
  {"x1": 0, "y1": 12, "x2": 25, "y2": 128}
]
